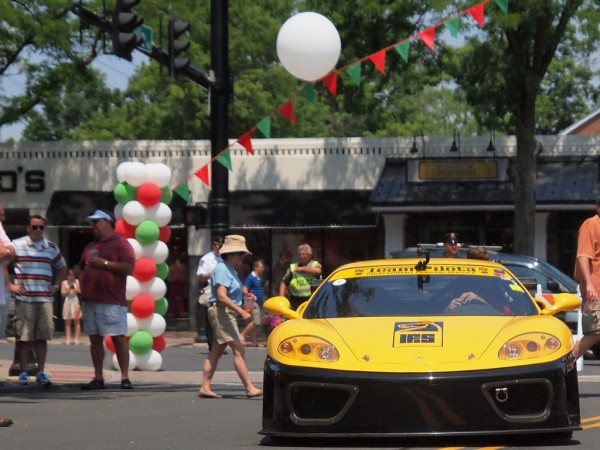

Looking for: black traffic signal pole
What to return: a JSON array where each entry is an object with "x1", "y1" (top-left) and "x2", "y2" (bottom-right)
[{"x1": 71, "y1": 1, "x2": 229, "y2": 240}]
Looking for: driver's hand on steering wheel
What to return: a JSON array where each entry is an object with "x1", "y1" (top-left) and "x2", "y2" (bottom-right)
[{"x1": 445, "y1": 291, "x2": 488, "y2": 311}]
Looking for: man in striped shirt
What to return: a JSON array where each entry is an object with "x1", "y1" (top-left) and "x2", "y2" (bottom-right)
[{"x1": 8, "y1": 215, "x2": 66, "y2": 386}]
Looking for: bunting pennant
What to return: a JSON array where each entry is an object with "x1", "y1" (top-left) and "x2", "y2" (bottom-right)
[
  {"x1": 445, "y1": 17, "x2": 461, "y2": 37},
  {"x1": 417, "y1": 26, "x2": 436, "y2": 51},
  {"x1": 216, "y1": 150, "x2": 233, "y2": 171},
  {"x1": 467, "y1": 3, "x2": 485, "y2": 27},
  {"x1": 278, "y1": 100, "x2": 297, "y2": 124},
  {"x1": 321, "y1": 72, "x2": 338, "y2": 96},
  {"x1": 300, "y1": 85, "x2": 318, "y2": 105},
  {"x1": 175, "y1": 0, "x2": 511, "y2": 192},
  {"x1": 256, "y1": 117, "x2": 271, "y2": 138},
  {"x1": 173, "y1": 181, "x2": 190, "y2": 202},
  {"x1": 345, "y1": 64, "x2": 361, "y2": 86},
  {"x1": 368, "y1": 49, "x2": 387, "y2": 74},
  {"x1": 237, "y1": 132, "x2": 254, "y2": 155},
  {"x1": 194, "y1": 165, "x2": 209, "y2": 186},
  {"x1": 394, "y1": 41, "x2": 410, "y2": 63},
  {"x1": 495, "y1": 0, "x2": 508, "y2": 13}
]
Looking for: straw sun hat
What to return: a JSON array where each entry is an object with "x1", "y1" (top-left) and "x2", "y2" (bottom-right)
[{"x1": 219, "y1": 235, "x2": 252, "y2": 255}]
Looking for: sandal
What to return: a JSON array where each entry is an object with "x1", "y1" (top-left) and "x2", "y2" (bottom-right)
[{"x1": 0, "y1": 417, "x2": 13, "y2": 427}]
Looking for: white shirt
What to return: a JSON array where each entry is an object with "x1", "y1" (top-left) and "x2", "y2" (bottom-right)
[{"x1": 0, "y1": 222, "x2": 15, "y2": 305}]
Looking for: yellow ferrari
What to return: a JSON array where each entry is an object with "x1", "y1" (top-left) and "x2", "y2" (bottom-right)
[{"x1": 260, "y1": 257, "x2": 581, "y2": 439}]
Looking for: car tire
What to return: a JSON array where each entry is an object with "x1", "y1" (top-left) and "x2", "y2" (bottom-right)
[{"x1": 592, "y1": 344, "x2": 600, "y2": 360}]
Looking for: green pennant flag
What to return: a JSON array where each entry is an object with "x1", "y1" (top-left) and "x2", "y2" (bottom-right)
[
  {"x1": 394, "y1": 41, "x2": 410, "y2": 63},
  {"x1": 257, "y1": 117, "x2": 271, "y2": 138},
  {"x1": 345, "y1": 64, "x2": 361, "y2": 86},
  {"x1": 216, "y1": 150, "x2": 232, "y2": 171},
  {"x1": 494, "y1": 0, "x2": 509, "y2": 13},
  {"x1": 300, "y1": 85, "x2": 318, "y2": 105},
  {"x1": 173, "y1": 182, "x2": 190, "y2": 203},
  {"x1": 445, "y1": 17, "x2": 461, "y2": 38}
]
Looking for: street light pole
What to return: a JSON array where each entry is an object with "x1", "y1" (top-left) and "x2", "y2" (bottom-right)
[{"x1": 209, "y1": 0, "x2": 229, "y2": 239}]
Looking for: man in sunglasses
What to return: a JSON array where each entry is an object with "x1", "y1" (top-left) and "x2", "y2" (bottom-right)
[{"x1": 8, "y1": 215, "x2": 67, "y2": 386}]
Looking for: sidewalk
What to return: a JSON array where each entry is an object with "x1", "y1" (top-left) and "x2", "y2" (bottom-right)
[{"x1": 0, "y1": 331, "x2": 264, "y2": 391}]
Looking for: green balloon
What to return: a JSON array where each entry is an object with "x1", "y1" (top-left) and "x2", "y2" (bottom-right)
[
  {"x1": 160, "y1": 186, "x2": 173, "y2": 205},
  {"x1": 114, "y1": 182, "x2": 137, "y2": 205},
  {"x1": 129, "y1": 330, "x2": 153, "y2": 355},
  {"x1": 135, "y1": 220, "x2": 159, "y2": 245},
  {"x1": 156, "y1": 262, "x2": 169, "y2": 280},
  {"x1": 155, "y1": 297, "x2": 169, "y2": 316}
]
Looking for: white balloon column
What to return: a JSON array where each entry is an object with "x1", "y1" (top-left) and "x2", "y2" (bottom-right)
[{"x1": 110, "y1": 162, "x2": 173, "y2": 371}]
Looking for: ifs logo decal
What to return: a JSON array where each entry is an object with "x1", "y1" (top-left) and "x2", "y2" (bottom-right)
[{"x1": 393, "y1": 322, "x2": 443, "y2": 347}]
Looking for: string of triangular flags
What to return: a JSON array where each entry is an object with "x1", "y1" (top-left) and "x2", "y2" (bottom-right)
[{"x1": 171, "y1": 0, "x2": 509, "y2": 202}]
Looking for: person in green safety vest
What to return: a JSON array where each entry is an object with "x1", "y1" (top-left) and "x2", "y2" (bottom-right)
[{"x1": 278, "y1": 243, "x2": 322, "y2": 310}]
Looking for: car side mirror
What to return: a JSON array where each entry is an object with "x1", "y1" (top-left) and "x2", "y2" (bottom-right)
[
  {"x1": 263, "y1": 296, "x2": 300, "y2": 320},
  {"x1": 539, "y1": 293, "x2": 581, "y2": 316}
]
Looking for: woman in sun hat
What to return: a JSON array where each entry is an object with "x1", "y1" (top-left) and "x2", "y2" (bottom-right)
[{"x1": 198, "y1": 235, "x2": 263, "y2": 399}]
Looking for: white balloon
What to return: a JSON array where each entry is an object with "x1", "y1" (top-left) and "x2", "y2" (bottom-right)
[
  {"x1": 276, "y1": 12, "x2": 341, "y2": 81},
  {"x1": 126, "y1": 312, "x2": 140, "y2": 336},
  {"x1": 127, "y1": 238, "x2": 143, "y2": 259},
  {"x1": 126, "y1": 276, "x2": 142, "y2": 300},
  {"x1": 113, "y1": 351, "x2": 138, "y2": 371},
  {"x1": 125, "y1": 161, "x2": 148, "y2": 187},
  {"x1": 141, "y1": 240, "x2": 169, "y2": 264},
  {"x1": 146, "y1": 163, "x2": 172, "y2": 187},
  {"x1": 136, "y1": 350, "x2": 163, "y2": 371},
  {"x1": 145, "y1": 203, "x2": 172, "y2": 227},
  {"x1": 140, "y1": 278, "x2": 167, "y2": 300},
  {"x1": 122, "y1": 200, "x2": 146, "y2": 226},
  {"x1": 137, "y1": 314, "x2": 167, "y2": 337},
  {"x1": 116, "y1": 162, "x2": 131, "y2": 183},
  {"x1": 113, "y1": 203, "x2": 124, "y2": 220}
]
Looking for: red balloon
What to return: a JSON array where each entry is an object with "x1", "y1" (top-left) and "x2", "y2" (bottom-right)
[
  {"x1": 130, "y1": 293, "x2": 156, "y2": 319},
  {"x1": 104, "y1": 336, "x2": 116, "y2": 353},
  {"x1": 158, "y1": 226, "x2": 171, "y2": 243},
  {"x1": 137, "y1": 182, "x2": 162, "y2": 207},
  {"x1": 115, "y1": 219, "x2": 136, "y2": 238},
  {"x1": 152, "y1": 335, "x2": 166, "y2": 353},
  {"x1": 132, "y1": 257, "x2": 156, "y2": 282}
]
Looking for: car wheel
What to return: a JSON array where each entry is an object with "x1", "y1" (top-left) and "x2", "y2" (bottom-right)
[{"x1": 592, "y1": 344, "x2": 600, "y2": 360}]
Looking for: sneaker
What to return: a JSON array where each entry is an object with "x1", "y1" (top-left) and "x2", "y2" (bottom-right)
[
  {"x1": 121, "y1": 379, "x2": 134, "y2": 390},
  {"x1": 18, "y1": 372, "x2": 29, "y2": 386},
  {"x1": 36, "y1": 372, "x2": 52, "y2": 386},
  {"x1": 81, "y1": 379, "x2": 106, "y2": 390}
]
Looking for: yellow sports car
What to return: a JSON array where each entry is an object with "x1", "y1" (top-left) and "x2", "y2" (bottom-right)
[{"x1": 260, "y1": 257, "x2": 581, "y2": 439}]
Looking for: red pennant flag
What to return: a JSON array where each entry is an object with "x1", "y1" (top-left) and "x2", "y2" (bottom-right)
[
  {"x1": 368, "y1": 49, "x2": 386, "y2": 74},
  {"x1": 417, "y1": 26, "x2": 436, "y2": 51},
  {"x1": 467, "y1": 3, "x2": 485, "y2": 27},
  {"x1": 321, "y1": 72, "x2": 338, "y2": 96},
  {"x1": 237, "y1": 132, "x2": 254, "y2": 155},
  {"x1": 194, "y1": 165, "x2": 209, "y2": 186},
  {"x1": 278, "y1": 100, "x2": 296, "y2": 124}
]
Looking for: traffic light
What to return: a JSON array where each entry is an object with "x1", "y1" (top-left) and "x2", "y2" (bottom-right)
[
  {"x1": 168, "y1": 18, "x2": 190, "y2": 78},
  {"x1": 112, "y1": 0, "x2": 143, "y2": 61}
]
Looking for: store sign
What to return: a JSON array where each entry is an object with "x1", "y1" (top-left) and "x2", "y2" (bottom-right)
[
  {"x1": 407, "y1": 159, "x2": 509, "y2": 182},
  {"x1": 0, "y1": 170, "x2": 45, "y2": 192}
]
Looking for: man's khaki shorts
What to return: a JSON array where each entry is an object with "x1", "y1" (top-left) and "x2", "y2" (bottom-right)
[
  {"x1": 582, "y1": 299, "x2": 600, "y2": 335},
  {"x1": 14, "y1": 301, "x2": 54, "y2": 341}
]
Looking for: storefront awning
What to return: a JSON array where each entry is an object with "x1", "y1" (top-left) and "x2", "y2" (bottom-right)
[
  {"x1": 370, "y1": 158, "x2": 599, "y2": 212},
  {"x1": 230, "y1": 190, "x2": 379, "y2": 229}
]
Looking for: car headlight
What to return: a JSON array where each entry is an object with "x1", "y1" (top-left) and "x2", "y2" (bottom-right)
[
  {"x1": 277, "y1": 336, "x2": 339, "y2": 362},
  {"x1": 498, "y1": 332, "x2": 561, "y2": 360}
]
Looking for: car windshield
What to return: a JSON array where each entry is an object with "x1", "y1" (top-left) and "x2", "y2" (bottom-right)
[{"x1": 304, "y1": 273, "x2": 538, "y2": 319}]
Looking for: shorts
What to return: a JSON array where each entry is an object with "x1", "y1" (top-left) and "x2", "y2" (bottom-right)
[
  {"x1": 14, "y1": 301, "x2": 54, "y2": 341},
  {"x1": 82, "y1": 301, "x2": 127, "y2": 336},
  {"x1": 207, "y1": 303, "x2": 240, "y2": 344},
  {"x1": 251, "y1": 303, "x2": 262, "y2": 326}
]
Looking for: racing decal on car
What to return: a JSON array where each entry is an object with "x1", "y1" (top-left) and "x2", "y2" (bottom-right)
[
  {"x1": 393, "y1": 321, "x2": 443, "y2": 347},
  {"x1": 352, "y1": 266, "x2": 496, "y2": 277}
]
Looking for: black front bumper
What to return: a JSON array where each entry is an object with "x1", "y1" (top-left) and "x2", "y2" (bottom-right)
[{"x1": 261, "y1": 356, "x2": 580, "y2": 437}]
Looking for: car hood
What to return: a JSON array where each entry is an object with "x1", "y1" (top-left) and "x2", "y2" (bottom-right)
[{"x1": 327, "y1": 316, "x2": 518, "y2": 366}]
